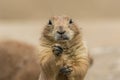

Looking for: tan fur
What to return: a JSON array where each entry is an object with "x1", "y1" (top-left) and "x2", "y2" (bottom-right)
[
  {"x1": 0, "y1": 40, "x2": 40, "y2": 80},
  {"x1": 38, "y1": 16, "x2": 93, "y2": 80}
]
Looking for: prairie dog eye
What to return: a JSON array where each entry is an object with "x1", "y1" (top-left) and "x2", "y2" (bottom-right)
[
  {"x1": 48, "y1": 20, "x2": 52, "y2": 25},
  {"x1": 69, "y1": 19, "x2": 73, "y2": 24}
]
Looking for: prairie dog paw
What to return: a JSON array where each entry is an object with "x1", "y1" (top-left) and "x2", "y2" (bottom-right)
[
  {"x1": 52, "y1": 44, "x2": 63, "y2": 56},
  {"x1": 60, "y1": 65, "x2": 73, "y2": 75}
]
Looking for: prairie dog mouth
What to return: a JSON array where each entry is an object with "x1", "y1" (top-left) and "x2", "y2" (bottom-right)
[
  {"x1": 55, "y1": 34, "x2": 69, "y2": 41},
  {"x1": 58, "y1": 36, "x2": 69, "y2": 40}
]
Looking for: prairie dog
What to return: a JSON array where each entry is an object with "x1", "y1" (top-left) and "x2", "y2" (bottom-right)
[
  {"x1": 38, "y1": 16, "x2": 92, "y2": 80},
  {"x1": 0, "y1": 40, "x2": 40, "y2": 80}
]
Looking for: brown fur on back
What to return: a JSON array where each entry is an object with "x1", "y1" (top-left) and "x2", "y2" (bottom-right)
[
  {"x1": 0, "y1": 40, "x2": 40, "y2": 80},
  {"x1": 38, "y1": 16, "x2": 93, "y2": 80}
]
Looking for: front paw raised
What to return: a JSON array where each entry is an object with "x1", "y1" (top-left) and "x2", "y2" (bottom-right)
[
  {"x1": 52, "y1": 44, "x2": 63, "y2": 56},
  {"x1": 60, "y1": 65, "x2": 73, "y2": 75}
]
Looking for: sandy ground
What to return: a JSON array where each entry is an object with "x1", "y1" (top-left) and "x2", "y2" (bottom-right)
[{"x1": 0, "y1": 19, "x2": 120, "y2": 80}]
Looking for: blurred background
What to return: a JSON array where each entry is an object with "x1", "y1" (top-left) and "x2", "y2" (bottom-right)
[{"x1": 0, "y1": 0, "x2": 120, "y2": 80}]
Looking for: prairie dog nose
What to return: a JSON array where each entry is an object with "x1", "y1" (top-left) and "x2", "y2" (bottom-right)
[
  {"x1": 57, "y1": 31, "x2": 66, "y2": 35},
  {"x1": 57, "y1": 26, "x2": 66, "y2": 35}
]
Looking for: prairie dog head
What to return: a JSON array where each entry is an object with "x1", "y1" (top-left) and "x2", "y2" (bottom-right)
[{"x1": 43, "y1": 16, "x2": 80, "y2": 42}]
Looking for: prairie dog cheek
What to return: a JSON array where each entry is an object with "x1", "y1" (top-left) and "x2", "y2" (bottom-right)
[{"x1": 67, "y1": 30, "x2": 74, "y2": 40}]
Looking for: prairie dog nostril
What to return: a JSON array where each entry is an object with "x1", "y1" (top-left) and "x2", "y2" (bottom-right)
[{"x1": 57, "y1": 31, "x2": 66, "y2": 34}]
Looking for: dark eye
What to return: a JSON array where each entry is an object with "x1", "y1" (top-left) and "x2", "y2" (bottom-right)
[
  {"x1": 69, "y1": 19, "x2": 73, "y2": 24},
  {"x1": 48, "y1": 20, "x2": 52, "y2": 25}
]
